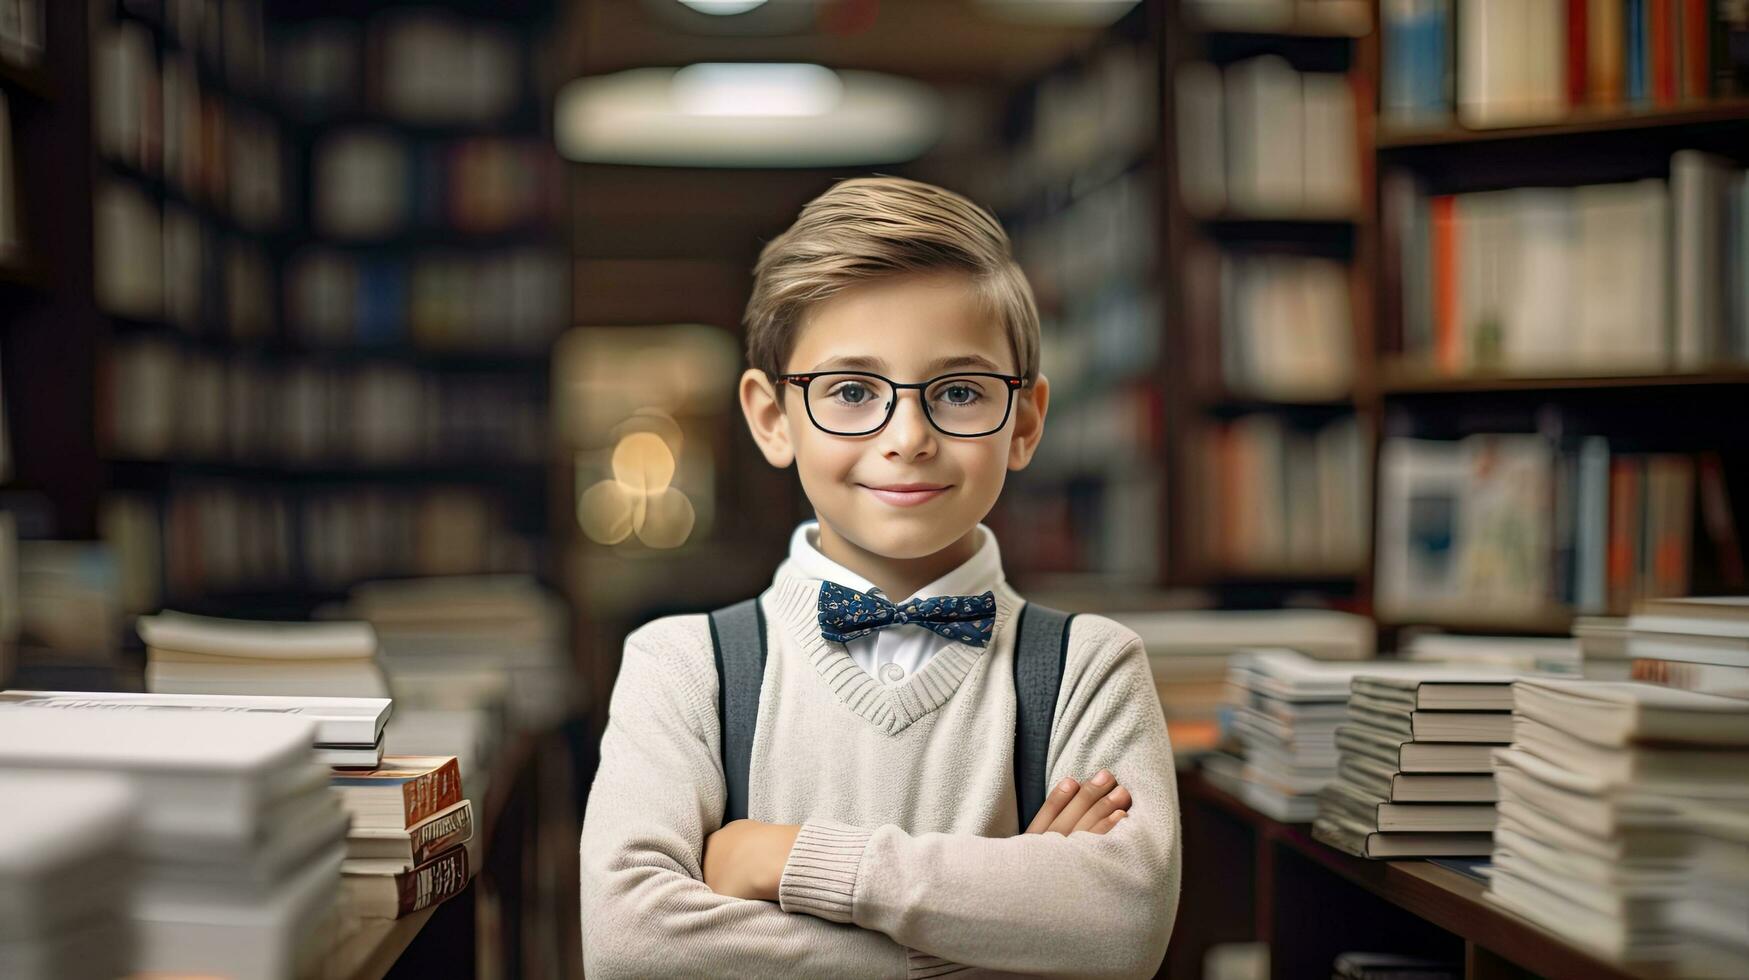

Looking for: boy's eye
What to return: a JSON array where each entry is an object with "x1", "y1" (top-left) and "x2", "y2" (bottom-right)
[
  {"x1": 930, "y1": 379, "x2": 986, "y2": 407},
  {"x1": 827, "y1": 381, "x2": 874, "y2": 404}
]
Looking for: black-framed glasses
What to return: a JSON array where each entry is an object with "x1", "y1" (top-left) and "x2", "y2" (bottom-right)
[{"x1": 777, "y1": 371, "x2": 1028, "y2": 438}]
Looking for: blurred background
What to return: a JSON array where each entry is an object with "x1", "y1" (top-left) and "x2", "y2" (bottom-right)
[{"x1": 2, "y1": 0, "x2": 1748, "y2": 978}]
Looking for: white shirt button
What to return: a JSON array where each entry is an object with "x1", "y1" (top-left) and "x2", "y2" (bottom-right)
[{"x1": 879, "y1": 663, "x2": 906, "y2": 683}]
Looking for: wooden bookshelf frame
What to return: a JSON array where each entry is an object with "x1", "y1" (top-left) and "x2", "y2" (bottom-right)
[{"x1": 1167, "y1": 771, "x2": 1659, "y2": 980}]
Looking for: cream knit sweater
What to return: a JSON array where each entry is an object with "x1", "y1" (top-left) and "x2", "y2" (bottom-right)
[{"x1": 579, "y1": 560, "x2": 1182, "y2": 979}]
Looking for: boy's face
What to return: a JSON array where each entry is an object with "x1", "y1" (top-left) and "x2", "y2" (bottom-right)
[{"x1": 740, "y1": 271, "x2": 1049, "y2": 562}]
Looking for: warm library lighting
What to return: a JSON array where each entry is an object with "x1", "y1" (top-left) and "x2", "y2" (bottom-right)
[
  {"x1": 676, "y1": 0, "x2": 770, "y2": 14},
  {"x1": 975, "y1": 0, "x2": 1140, "y2": 27},
  {"x1": 554, "y1": 65, "x2": 942, "y2": 167}
]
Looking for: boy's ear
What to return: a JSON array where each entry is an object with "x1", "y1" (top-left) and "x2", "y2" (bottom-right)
[
  {"x1": 738, "y1": 368, "x2": 796, "y2": 468},
  {"x1": 1007, "y1": 372, "x2": 1050, "y2": 471}
]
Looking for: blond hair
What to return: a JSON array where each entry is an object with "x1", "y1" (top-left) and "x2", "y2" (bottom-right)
[{"x1": 744, "y1": 176, "x2": 1041, "y2": 384}]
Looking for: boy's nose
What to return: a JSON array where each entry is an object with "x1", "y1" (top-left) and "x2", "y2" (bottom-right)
[{"x1": 879, "y1": 390, "x2": 935, "y2": 460}]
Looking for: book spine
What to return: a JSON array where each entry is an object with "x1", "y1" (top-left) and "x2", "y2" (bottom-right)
[
  {"x1": 1431, "y1": 195, "x2": 1459, "y2": 373},
  {"x1": 1570, "y1": 0, "x2": 1592, "y2": 104},
  {"x1": 1684, "y1": 0, "x2": 1710, "y2": 97},
  {"x1": 1652, "y1": 0, "x2": 1678, "y2": 102},
  {"x1": 400, "y1": 757, "x2": 463, "y2": 827},
  {"x1": 1631, "y1": 657, "x2": 1749, "y2": 696},
  {"x1": 410, "y1": 802, "x2": 474, "y2": 866},
  {"x1": 393, "y1": 845, "x2": 469, "y2": 918}
]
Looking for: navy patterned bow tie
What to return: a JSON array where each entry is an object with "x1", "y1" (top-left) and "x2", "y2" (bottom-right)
[{"x1": 817, "y1": 581, "x2": 997, "y2": 647}]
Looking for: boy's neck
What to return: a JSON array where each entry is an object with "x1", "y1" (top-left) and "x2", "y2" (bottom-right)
[{"x1": 814, "y1": 520, "x2": 980, "y2": 602}]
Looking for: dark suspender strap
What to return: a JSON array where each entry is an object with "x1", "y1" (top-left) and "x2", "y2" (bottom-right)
[
  {"x1": 709, "y1": 598, "x2": 767, "y2": 825},
  {"x1": 1012, "y1": 602, "x2": 1075, "y2": 831}
]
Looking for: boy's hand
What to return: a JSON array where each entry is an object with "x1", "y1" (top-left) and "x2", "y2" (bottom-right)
[
  {"x1": 1021, "y1": 770, "x2": 1131, "y2": 836},
  {"x1": 703, "y1": 819, "x2": 802, "y2": 901}
]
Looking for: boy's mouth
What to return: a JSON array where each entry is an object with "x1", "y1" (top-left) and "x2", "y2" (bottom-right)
[{"x1": 858, "y1": 483, "x2": 951, "y2": 507}]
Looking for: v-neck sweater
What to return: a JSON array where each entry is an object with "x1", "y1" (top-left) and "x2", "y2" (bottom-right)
[{"x1": 579, "y1": 562, "x2": 1182, "y2": 979}]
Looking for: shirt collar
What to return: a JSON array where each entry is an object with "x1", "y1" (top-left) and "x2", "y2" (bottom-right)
[{"x1": 779, "y1": 519, "x2": 1005, "y2": 603}]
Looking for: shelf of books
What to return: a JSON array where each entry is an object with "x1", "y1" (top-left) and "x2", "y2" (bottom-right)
[
  {"x1": 997, "y1": 8, "x2": 1165, "y2": 584},
  {"x1": 1160, "y1": 0, "x2": 1373, "y2": 597},
  {"x1": 41, "y1": 0, "x2": 570, "y2": 618}
]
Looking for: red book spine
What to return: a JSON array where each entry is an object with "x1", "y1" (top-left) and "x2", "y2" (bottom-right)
[
  {"x1": 399, "y1": 757, "x2": 463, "y2": 827},
  {"x1": 1607, "y1": 458, "x2": 1640, "y2": 614},
  {"x1": 393, "y1": 845, "x2": 469, "y2": 918},
  {"x1": 1568, "y1": 0, "x2": 1590, "y2": 106},
  {"x1": 1650, "y1": 0, "x2": 1677, "y2": 103},
  {"x1": 1682, "y1": 0, "x2": 1709, "y2": 99}
]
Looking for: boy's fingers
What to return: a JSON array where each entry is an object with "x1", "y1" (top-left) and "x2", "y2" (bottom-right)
[
  {"x1": 1047, "y1": 769, "x2": 1118, "y2": 835},
  {"x1": 1024, "y1": 777, "x2": 1080, "y2": 834},
  {"x1": 1098, "y1": 810, "x2": 1128, "y2": 834},
  {"x1": 1073, "y1": 784, "x2": 1132, "y2": 834}
]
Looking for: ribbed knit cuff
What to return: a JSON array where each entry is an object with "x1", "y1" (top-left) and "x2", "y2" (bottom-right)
[{"x1": 776, "y1": 818, "x2": 871, "y2": 923}]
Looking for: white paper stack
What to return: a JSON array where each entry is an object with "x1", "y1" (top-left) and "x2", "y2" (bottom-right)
[
  {"x1": 0, "y1": 690, "x2": 392, "y2": 769},
  {"x1": 138, "y1": 610, "x2": 388, "y2": 699},
  {"x1": 0, "y1": 708, "x2": 348, "y2": 979},
  {"x1": 0, "y1": 772, "x2": 136, "y2": 980},
  {"x1": 1485, "y1": 678, "x2": 1749, "y2": 973}
]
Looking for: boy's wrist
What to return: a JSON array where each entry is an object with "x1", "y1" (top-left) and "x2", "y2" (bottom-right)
[{"x1": 759, "y1": 822, "x2": 803, "y2": 901}]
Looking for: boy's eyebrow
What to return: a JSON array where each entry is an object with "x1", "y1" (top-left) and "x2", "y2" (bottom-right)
[{"x1": 807, "y1": 354, "x2": 1005, "y2": 374}]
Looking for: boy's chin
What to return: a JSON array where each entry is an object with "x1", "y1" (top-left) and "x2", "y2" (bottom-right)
[{"x1": 833, "y1": 512, "x2": 979, "y2": 561}]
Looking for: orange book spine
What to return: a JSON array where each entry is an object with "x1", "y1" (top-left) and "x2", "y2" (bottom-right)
[
  {"x1": 1430, "y1": 196, "x2": 1459, "y2": 374},
  {"x1": 1682, "y1": 0, "x2": 1709, "y2": 99}
]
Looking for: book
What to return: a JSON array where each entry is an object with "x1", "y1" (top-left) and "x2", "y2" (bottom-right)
[
  {"x1": 0, "y1": 690, "x2": 391, "y2": 748},
  {"x1": 1630, "y1": 658, "x2": 1749, "y2": 698},
  {"x1": 1350, "y1": 672, "x2": 1518, "y2": 710},
  {"x1": 0, "y1": 771, "x2": 134, "y2": 942},
  {"x1": 1313, "y1": 808, "x2": 1494, "y2": 858},
  {"x1": 1323, "y1": 779, "x2": 1499, "y2": 832},
  {"x1": 1511, "y1": 714, "x2": 1749, "y2": 797},
  {"x1": 331, "y1": 755, "x2": 463, "y2": 830},
  {"x1": 139, "y1": 611, "x2": 390, "y2": 699},
  {"x1": 1332, "y1": 951, "x2": 1459, "y2": 980},
  {"x1": 137, "y1": 611, "x2": 377, "y2": 660},
  {"x1": 0, "y1": 707, "x2": 319, "y2": 848},
  {"x1": 1334, "y1": 724, "x2": 1496, "y2": 772},
  {"x1": 341, "y1": 842, "x2": 469, "y2": 919},
  {"x1": 1337, "y1": 752, "x2": 1499, "y2": 803},
  {"x1": 345, "y1": 799, "x2": 473, "y2": 869},
  {"x1": 1512, "y1": 677, "x2": 1749, "y2": 746}
]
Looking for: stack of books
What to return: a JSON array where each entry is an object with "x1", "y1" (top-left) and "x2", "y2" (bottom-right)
[
  {"x1": 333, "y1": 756, "x2": 473, "y2": 920},
  {"x1": 0, "y1": 707, "x2": 347, "y2": 977},
  {"x1": 1486, "y1": 678, "x2": 1749, "y2": 973},
  {"x1": 1675, "y1": 802, "x2": 1749, "y2": 975},
  {"x1": 1110, "y1": 609, "x2": 1373, "y2": 761},
  {"x1": 0, "y1": 771, "x2": 136, "y2": 980},
  {"x1": 1315, "y1": 671, "x2": 1518, "y2": 858},
  {"x1": 0, "y1": 690, "x2": 392, "y2": 769},
  {"x1": 1623, "y1": 596, "x2": 1749, "y2": 699},
  {"x1": 1224, "y1": 649, "x2": 1362, "y2": 821},
  {"x1": 138, "y1": 611, "x2": 388, "y2": 699}
]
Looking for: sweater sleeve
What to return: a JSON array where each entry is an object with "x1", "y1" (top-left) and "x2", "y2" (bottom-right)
[
  {"x1": 775, "y1": 615, "x2": 1182, "y2": 980},
  {"x1": 580, "y1": 615, "x2": 910, "y2": 980}
]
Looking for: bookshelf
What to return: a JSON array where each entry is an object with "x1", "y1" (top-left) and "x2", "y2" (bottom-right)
[
  {"x1": 0, "y1": 0, "x2": 569, "y2": 621},
  {"x1": 1003, "y1": 0, "x2": 1749, "y2": 629},
  {"x1": 1171, "y1": 770, "x2": 1659, "y2": 980}
]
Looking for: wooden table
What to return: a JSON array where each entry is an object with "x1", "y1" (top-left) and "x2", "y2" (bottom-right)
[
  {"x1": 323, "y1": 880, "x2": 477, "y2": 980},
  {"x1": 1166, "y1": 771, "x2": 1660, "y2": 980}
]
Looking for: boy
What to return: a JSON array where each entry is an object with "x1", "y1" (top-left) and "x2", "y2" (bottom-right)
[{"x1": 580, "y1": 177, "x2": 1180, "y2": 978}]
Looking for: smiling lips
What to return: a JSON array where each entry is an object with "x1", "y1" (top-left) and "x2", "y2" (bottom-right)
[{"x1": 861, "y1": 483, "x2": 950, "y2": 507}]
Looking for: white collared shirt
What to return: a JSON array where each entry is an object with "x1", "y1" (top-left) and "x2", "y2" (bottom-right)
[{"x1": 780, "y1": 519, "x2": 1006, "y2": 687}]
